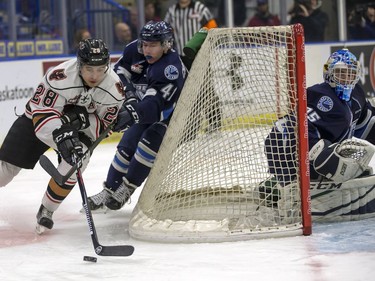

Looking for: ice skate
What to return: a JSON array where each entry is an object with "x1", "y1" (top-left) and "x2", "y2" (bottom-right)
[
  {"x1": 86, "y1": 183, "x2": 111, "y2": 212},
  {"x1": 35, "y1": 204, "x2": 54, "y2": 234},
  {"x1": 105, "y1": 179, "x2": 136, "y2": 210}
]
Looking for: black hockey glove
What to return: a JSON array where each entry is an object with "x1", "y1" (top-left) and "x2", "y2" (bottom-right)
[
  {"x1": 52, "y1": 124, "x2": 83, "y2": 166},
  {"x1": 125, "y1": 90, "x2": 138, "y2": 102},
  {"x1": 61, "y1": 105, "x2": 90, "y2": 130},
  {"x1": 124, "y1": 87, "x2": 140, "y2": 105},
  {"x1": 113, "y1": 103, "x2": 140, "y2": 132}
]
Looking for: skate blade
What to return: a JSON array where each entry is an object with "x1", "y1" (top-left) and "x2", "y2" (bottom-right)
[
  {"x1": 35, "y1": 224, "x2": 48, "y2": 235},
  {"x1": 79, "y1": 206, "x2": 109, "y2": 214}
]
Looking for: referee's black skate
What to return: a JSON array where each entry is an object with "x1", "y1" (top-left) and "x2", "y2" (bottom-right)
[{"x1": 36, "y1": 204, "x2": 54, "y2": 234}]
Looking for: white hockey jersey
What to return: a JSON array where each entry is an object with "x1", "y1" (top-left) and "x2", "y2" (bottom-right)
[{"x1": 26, "y1": 59, "x2": 125, "y2": 149}]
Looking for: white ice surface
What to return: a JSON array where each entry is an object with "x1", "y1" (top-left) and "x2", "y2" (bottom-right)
[{"x1": 1, "y1": 143, "x2": 375, "y2": 281}]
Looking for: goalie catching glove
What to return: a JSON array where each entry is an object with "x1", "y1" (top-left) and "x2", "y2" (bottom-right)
[
  {"x1": 53, "y1": 124, "x2": 83, "y2": 166},
  {"x1": 113, "y1": 102, "x2": 139, "y2": 132},
  {"x1": 309, "y1": 138, "x2": 375, "y2": 183}
]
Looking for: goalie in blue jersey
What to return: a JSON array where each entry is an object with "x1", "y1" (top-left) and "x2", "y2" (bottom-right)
[{"x1": 265, "y1": 48, "x2": 375, "y2": 192}]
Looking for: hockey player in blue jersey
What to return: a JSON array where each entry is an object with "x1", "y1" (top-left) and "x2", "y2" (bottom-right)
[
  {"x1": 113, "y1": 39, "x2": 148, "y2": 103},
  {"x1": 266, "y1": 48, "x2": 375, "y2": 186},
  {"x1": 87, "y1": 20, "x2": 187, "y2": 210}
]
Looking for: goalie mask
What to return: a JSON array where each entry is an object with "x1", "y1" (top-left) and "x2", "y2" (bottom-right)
[
  {"x1": 77, "y1": 38, "x2": 110, "y2": 68},
  {"x1": 323, "y1": 49, "x2": 360, "y2": 101},
  {"x1": 137, "y1": 20, "x2": 173, "y2": 54}
]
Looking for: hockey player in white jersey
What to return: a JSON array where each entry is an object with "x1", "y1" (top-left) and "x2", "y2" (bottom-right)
[{"x1": 0, "y1": 39, "x2": 125, "y2": 233}]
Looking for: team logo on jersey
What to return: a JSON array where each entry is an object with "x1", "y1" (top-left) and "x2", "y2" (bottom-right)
[
  {"x1": 164, "y1": 65, "x2": 179, "y2": 80},
  {"x1": 49, "y1": 69, "x2": 67, "y2": 81},
  {"x1": 317, "y1": 96, "x2": 333, "y2": 112},
  {"x1": 131, "y1": 60, "x2": 145, "y2": 74}
]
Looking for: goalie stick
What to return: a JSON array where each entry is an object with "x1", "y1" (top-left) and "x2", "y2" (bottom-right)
[
  {"x1": 76, "y1": 167, "x2": 134, "y2": 256},
  {"x1": 39, "y1": 125, "x2": 113, "y2": 185}
]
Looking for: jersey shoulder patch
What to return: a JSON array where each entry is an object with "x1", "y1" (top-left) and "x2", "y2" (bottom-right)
[
  {"x1": 317, "y1": 96, "x2": 334, "y2": 112},
  {"x1": 45, "y1": 59, "x2": 80, "y2": 90},
  {"x1": 164, "y1": 65, "x2": 179, "y2": 80}
]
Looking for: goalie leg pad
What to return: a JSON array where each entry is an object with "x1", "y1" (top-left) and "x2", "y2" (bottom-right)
[{"x1": 311, "y1": 185, "x2": 375, "y2": 222}]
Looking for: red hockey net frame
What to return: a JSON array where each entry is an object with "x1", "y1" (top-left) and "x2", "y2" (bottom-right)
[{"x1": 292, "y1": 24, "x2": 311, "y2": 235}]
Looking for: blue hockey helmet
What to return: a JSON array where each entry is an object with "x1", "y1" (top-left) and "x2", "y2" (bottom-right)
[
  {"x1": 323, "y1": 49, "x2": 360, "y2": 101},
  {"x1": 77, "y1": 38, "x2": 110, "y2": 67},
  {"x1": 138, "y1": 20, "x2": 173, "y2": 53}
]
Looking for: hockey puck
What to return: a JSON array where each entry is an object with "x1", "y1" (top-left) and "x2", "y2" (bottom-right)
[{"x1": 83, "y1": 255, "x2": 97, "y2": 263}]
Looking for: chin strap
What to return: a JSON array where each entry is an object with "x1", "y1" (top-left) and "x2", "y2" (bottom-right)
[{"x1": 335, "y1": 84, "x2": 354, "y2": 101}]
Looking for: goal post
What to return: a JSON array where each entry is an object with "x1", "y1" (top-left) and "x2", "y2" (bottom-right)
[{"x1": 129, "y1": 24, "x2": 311, "y2": 242}]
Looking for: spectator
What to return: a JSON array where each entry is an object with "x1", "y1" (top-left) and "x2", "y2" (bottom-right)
[
  {"x1": 114, "y1": 22, "x2": 133, "y2": 47},
  {"x1": 70, "y1": 28, "x2": 91, "y2": 54},
  {"x1": 164, "y1": 0, "x2": 217, "y2": 69},
  {"x1": 248, "y1": 0, "x2": 281, "y2": 27},
  {"x1": 129, "y1": 5, "x2": 140, "y2": 41},
  {"x1": 348, "y1": 4, "x2": 375, "y2": 40},
  {"x1": 309, "y1": 0, "x2": 329, "y2": 39},
  {"x1": 288, "y1": 0, "x2": 328, "y2": 42},
  {"x1": 145, "y1": 0, "x2": 161, "y2": 22}
]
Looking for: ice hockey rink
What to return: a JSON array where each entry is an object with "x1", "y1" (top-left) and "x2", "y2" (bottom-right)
[{"x1": 1, "y1": 142, "x2": 375, "y2": 281}]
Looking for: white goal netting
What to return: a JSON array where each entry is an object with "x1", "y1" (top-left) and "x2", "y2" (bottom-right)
[{"x1": 129, "y1": 25, "x2": 310, "y2": 242}]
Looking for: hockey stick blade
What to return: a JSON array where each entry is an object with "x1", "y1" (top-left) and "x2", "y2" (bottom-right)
[
  {"x1": 94, "y1": 243, "x2": 135, "y2": 256},
  {"x1": 81, "y1": 202, "x2": 134, "y2": 257},
  {"x1": 39, "y1": 125, "x2": 113, "y2": 185},
  {"x1": 78, "y1": 169, "x2": 134, "y2": 257}
]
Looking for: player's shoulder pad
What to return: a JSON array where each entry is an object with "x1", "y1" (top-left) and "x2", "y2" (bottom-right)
[
  {"x1": 307, "y1": 83, "x2": 337, "y2": 111},
  {"x1": 96, "y1": 68, "x2": 125, "y2": 102},
  {"x1": 45, "y1": 59, "x2": 83, "y2": 90},
  {"x1": 153, "y1": 52, "x2": 183, "y2": 81}
]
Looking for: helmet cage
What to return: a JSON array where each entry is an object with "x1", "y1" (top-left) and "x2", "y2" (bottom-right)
[{"x1": 323, "y1": 49, "x2": 360, "y2": 101}]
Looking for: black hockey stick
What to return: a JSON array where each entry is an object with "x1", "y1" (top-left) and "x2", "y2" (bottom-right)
[
  {"x1": 39, "y1": 125, "x2": 113, "y2": 185},
  {"x1": 76, "y1": 167, "x2": 134, "y2": 256}
]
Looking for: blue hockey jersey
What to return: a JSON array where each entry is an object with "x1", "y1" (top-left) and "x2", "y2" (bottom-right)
[
  {"x1": 134, "y1": 48, "x2": 186, "y2": 124},
  {"x1": 113, "y1": 40, "x2": 148, "y2": 100},
  {"x1": 307, "y1": 82, "x2": 370, "y2": 149}
]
